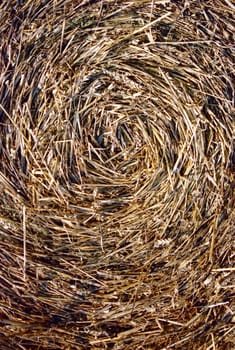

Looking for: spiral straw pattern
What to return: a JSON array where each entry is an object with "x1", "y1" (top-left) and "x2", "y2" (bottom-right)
[{"x1": 0, "y1": 1, "x2": 234, "y2": 349}]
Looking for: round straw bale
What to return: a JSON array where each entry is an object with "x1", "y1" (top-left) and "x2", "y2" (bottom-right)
[{"x1": 0, "y1": 1, "x2": 234, "y2": 349}]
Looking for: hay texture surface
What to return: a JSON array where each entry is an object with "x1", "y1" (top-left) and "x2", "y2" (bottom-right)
[{"x1": 0, "y1": 1, "x2": 235, "y2": 349}]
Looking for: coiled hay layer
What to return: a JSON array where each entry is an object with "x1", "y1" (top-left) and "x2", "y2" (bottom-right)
[{"x1": 0, "y1": 1, "x2": 234, "y2": 349}]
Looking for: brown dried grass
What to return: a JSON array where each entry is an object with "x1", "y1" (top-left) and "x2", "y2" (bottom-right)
[{"x1": 0, "y1": 1, "x2": 234, "y2": 349}]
